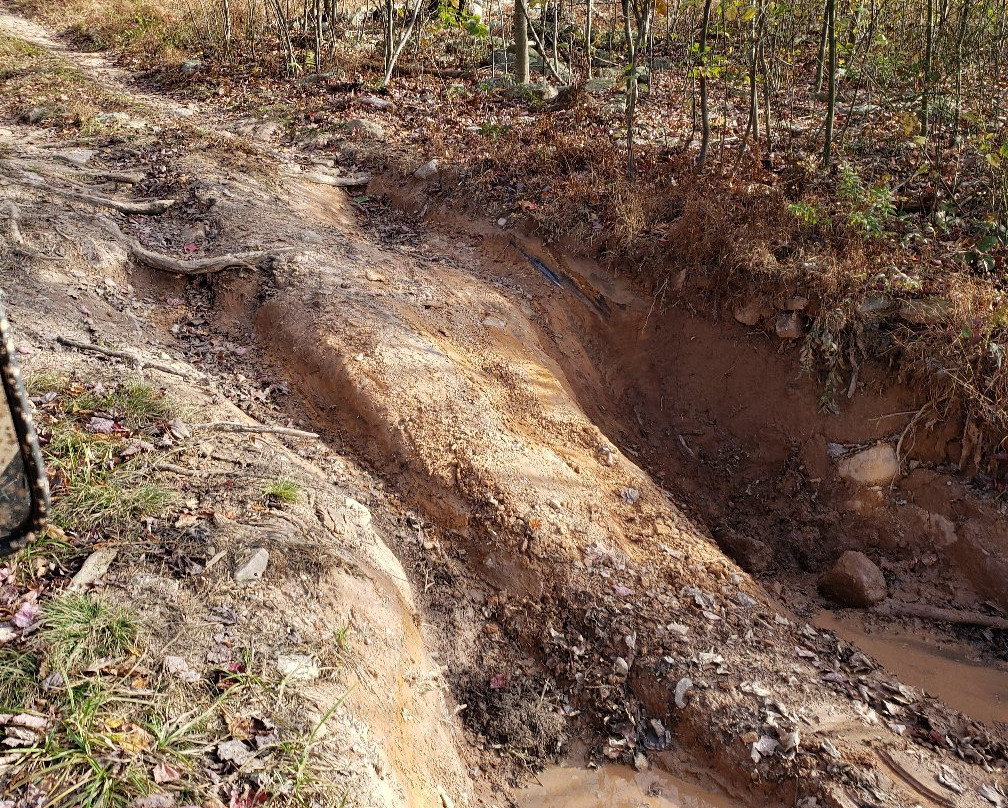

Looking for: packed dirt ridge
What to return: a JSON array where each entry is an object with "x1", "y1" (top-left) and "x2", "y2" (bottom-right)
[{"x1": 2, "y1": 7, "x2": 1008, "y2": 808}]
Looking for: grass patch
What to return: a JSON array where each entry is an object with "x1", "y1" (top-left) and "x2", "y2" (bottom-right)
[
  {"x1": 45, "y1": 421, "x2": 175, "y2": 535},
  {"x1": 0, "y1": 648, "x2": 39, "y2": 711},
  {"x1": 6, "y1": 677, "x2": 207, "y2": 808},
  {"x1": 74, "y1": 381, "x2": 175, "y2": 429},
  {"x1": 263, "y1": 476, "x2": 301, "y2": 506},
  {"x1": 37, "y1": 592, "x2": 141, "y2": 673},
  {"x1": 0, "y1": 33, "x2": 44, "y2": 59}
]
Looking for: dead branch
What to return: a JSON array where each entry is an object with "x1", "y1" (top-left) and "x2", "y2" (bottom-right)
[
  {"x1": 98, "y1": 215, "x2": 299, "y2": 276},
  {"x1": 197, "y1": 422, "x2": 320, "y2": 439},
  {"x1": 154, "y1": 461, "x2": 278, "y2": 480},
  {"x1": 874, "y1": 599, "x2": 1008, "y2": 631},
  {"x1": 56, "y1": 335, "x2": 203, "y2": 381}
]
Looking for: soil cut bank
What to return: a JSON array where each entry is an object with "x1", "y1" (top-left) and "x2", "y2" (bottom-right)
[{"x1": 1, "y1": 8, "x2": 1008, "y2": 807}]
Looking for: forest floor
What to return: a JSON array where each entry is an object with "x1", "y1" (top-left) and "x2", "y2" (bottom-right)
[{"x1": 3, "y1": 6, "x2": 1008, "y2": 808}]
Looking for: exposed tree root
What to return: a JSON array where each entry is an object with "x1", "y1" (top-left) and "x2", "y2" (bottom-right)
[
  {"x1": 56, "y1": 335, "x2": 203, "y2": 381},
  {"x1": 875, "y1": 599, "x2": 1008, "y2": 631},
  {"x1": 2, "y1": 198, "x2": 24, "y2": 244},
  {"x1": 197, "y1": 422, "x2": 320, "y2": 439},
  {"x1": 98, "y1": 215, "x2": 299, "y2": 276}
]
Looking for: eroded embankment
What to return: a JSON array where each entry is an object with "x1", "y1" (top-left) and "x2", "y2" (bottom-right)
[{"x1": 240, "y1": 173, "x2": 1008, "y2": 806}]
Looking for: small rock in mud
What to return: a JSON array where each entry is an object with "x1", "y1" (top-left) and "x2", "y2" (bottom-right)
[
  {"x1": 234, "y1": 548, "x2": 269, "y2": 583},
  {"x1": 414, "y1": 158, "x2": 439, "y2": 179},
  {"x1": 818, "y1": 550, "x2": 887, "y2": 607},
  {"x1": 836, "y1": 443, "x2": 899, "y2": 485},
  {"x1": 346, "y1": 118, "x2": 385, "y2": 139},
  {"x1": 713, "y1": 527, "x2": 772, "y2": 573},
  {"x1": 733, "y1": 299, "x2": 768, "y2": 326},
  {"x1": 775, "y1": 311, "x2": 804, "y2": 339}
]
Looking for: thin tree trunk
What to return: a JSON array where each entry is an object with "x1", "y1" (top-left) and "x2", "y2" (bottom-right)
[
  {"x1": 382, "y1": 0, "x2": 424, "y2": 85},
  {"x1": 951, "y1": 0, "x2": 970, "y2": 144},
  {"x1": 921, "y1": 0, "x2": 935, "y2": 138},
  {"x1": 515, "y1": 0, "x2": 530, "y2": 82},
  {"x1": 585, "y1": 0, "x2": 593, "y2": 77},
  {"x1": 814, "y1": 0, "x2": 828, "y2": 93},
  {"x1": 822, "y1": 0, "x2": 837, "y2": 168},
  {"x1": 697, "y1": 0, "x2": 713, "y2": 169}
]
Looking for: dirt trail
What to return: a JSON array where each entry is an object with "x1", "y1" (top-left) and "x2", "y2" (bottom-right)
[{"x1": 3, "y1": 7, "x2": 1008, "y2": 807}]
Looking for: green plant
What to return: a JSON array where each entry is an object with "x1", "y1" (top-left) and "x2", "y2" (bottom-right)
[
  {"x1": 37, "y1": 593, "x2": 141, "y2": 673},
  {"x1": 0, "y1": 648, "x2": 39, "y2": 710},
  {"x1": 263, "y1": 476, "x2": 302, "y2": 506},
  {"x1": 45, "y1": 422, "x2": 175, "y2": 535},
  {"x1": 788, "y1": 201, "x2": 821, "y2": 227},
  {"x1": 74, "y1": 381, "x2": 175, "y2": 428}
]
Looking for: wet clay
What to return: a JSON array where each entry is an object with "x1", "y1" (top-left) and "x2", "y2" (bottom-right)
[
  {"x1": 514, "y1": 766, "x2": 740, "y2": 808},
  {"x1": 816, "y1": 611, "x2": 1008, "y2": 724}
]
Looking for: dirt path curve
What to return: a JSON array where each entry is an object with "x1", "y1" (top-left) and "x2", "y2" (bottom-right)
[{"x1": 0, "y1": 6, "x2": 199, "y2": 120}]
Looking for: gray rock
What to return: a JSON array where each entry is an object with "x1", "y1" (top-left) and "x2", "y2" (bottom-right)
[
  {"x1": 234, "y1": 548, "x2": 269, "y2": 583},
  {"x1": 180, "y1": 59, "x2": 202, "y2": 75},
  {"x1": 345, "y1": 118, "x2": 385, "y2": 139},
  {"x1": 25, "y1": 106, "x2": 49, "y2": 124},
  {"x1": 253, "y1": 121, "x2": 281, "y2": 141},
  {"x1": 414, "y1": 158, "x2": 439, "y2": 179},
  {"x1": 818, "y1": 550, "x2": 887, "y2": 607},
  {"x1": 899, "y1": 297, "x2": 951, "y2": 325},
  {"x1": 359, "y1": 95, "x2": 394, "y2": 110}
]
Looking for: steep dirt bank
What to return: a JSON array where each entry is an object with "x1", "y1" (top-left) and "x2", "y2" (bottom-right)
[{"x1": 3, "y1": 8, "x2": 1008, "y2": 807}]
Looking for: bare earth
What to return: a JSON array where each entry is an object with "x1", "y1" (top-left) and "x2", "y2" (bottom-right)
[{"x1": 2, "y1": 7, "x2": 1008, "y2": 807}]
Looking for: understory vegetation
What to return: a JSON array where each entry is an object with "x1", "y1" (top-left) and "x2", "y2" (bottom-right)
[
  {"x1": 0, "y1": 376, "x2": 347, "y2": 806},
  {"x1": 6, "y1": 0, "x2": 1008, "y2": 467}
]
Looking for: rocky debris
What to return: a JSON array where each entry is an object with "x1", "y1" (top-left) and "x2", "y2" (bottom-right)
[
  {"x1": 277, "y1": 654, "x2": 320, "y2": 681},
  {"x1": 94, "y1": 111, "x2": 146, "y2": 130},
  {"x1": 899, "y1": 298, "x2": 952, "y2": 325},
  {"x1": 818, "y1": 550, "x2": 888, "y2": 607},
  {"x1": 180, "y1": 59, "x2": 202, "y2": 75},
  {"x1": 836, "y1": 443, "x2": 900, "y2": 485},
  {"x1": 415, "y1": 158, "x2": 439, "y2": 179},
  {"x1": 253, "y1": 121, "x2": 281, "y2": 141},
  {"x1": 345, "y1": 118, "x2": 385, "y2": 139},
  {"x1": 68, "y1": 547, "x2": 119, "y2": 590},
  {"x1": 234, "y1": 548, "x2": 270, "y2": 583},
  {"x1": 776, "y1": 311, "x2": 804, "y2": 339},
  {"x1": 784, "y1": 296, "x2": 809, "y2": 311},
  {"x1": 715, "y1": 527, "x2": 773, "y2": 573},
  {"x1": 733, "y1": 299, "x2": 768, "y2": 326}
]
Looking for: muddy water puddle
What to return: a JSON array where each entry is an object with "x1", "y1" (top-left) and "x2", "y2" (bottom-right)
[
  {"x1": 816, "y1": 612, "x2": 1008, "y2": 723},
  {"x1": 514, "y1": 766, "x2": 738, "y2": 808}
]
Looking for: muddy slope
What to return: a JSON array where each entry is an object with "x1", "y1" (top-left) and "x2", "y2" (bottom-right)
[{"x1": 3, "y1": 8, "x2": 1008, "y2": 805}]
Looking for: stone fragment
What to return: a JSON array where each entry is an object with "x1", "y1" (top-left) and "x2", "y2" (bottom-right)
[
  {"x1": 345, "y1": 118, "x2": 385, "y2": 139},
  {"x1": 414, "y1": 158, "x2": 439, "y2": 179},
  {"x1": 733, "y1": 299, "x2": 767, "y2": 326},
  {"x1": 818, "y1": 550, "x2": 888, "y2": 607},
  {"x1": 836, "y1": 443, "x2": 899, "y2": 485},
  {"x1": 776, "y1": 311, "x2": 804, "y2": 339},
  {"x1": 234, "y1": 548, "x2": 269, "y2": 583}
]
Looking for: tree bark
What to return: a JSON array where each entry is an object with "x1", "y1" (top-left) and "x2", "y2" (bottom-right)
[{"x1": 515, "y1": 0, "x2": 530, "y2": 83}]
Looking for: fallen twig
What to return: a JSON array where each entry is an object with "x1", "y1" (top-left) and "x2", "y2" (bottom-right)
[
  {"x1": 56, "y1": 335, "x2": 202, "y2": 381},
  {"x1": 99, "y1": 215, "x2": 299, "y2": 276},
  {"x1": 196, "y1": 422, "x2": 320, "y2": 439},
  {"x1": 875, "y1": 599, "x2": 1008, "y2": 631}
]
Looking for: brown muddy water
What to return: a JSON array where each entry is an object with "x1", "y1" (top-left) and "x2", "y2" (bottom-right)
[
  {"x1": 514, "y1": 766, "x2": 739, "y2": 808},
  {"x1": 816, "y1": 611, "x2": 1008, "y2": 724}
]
